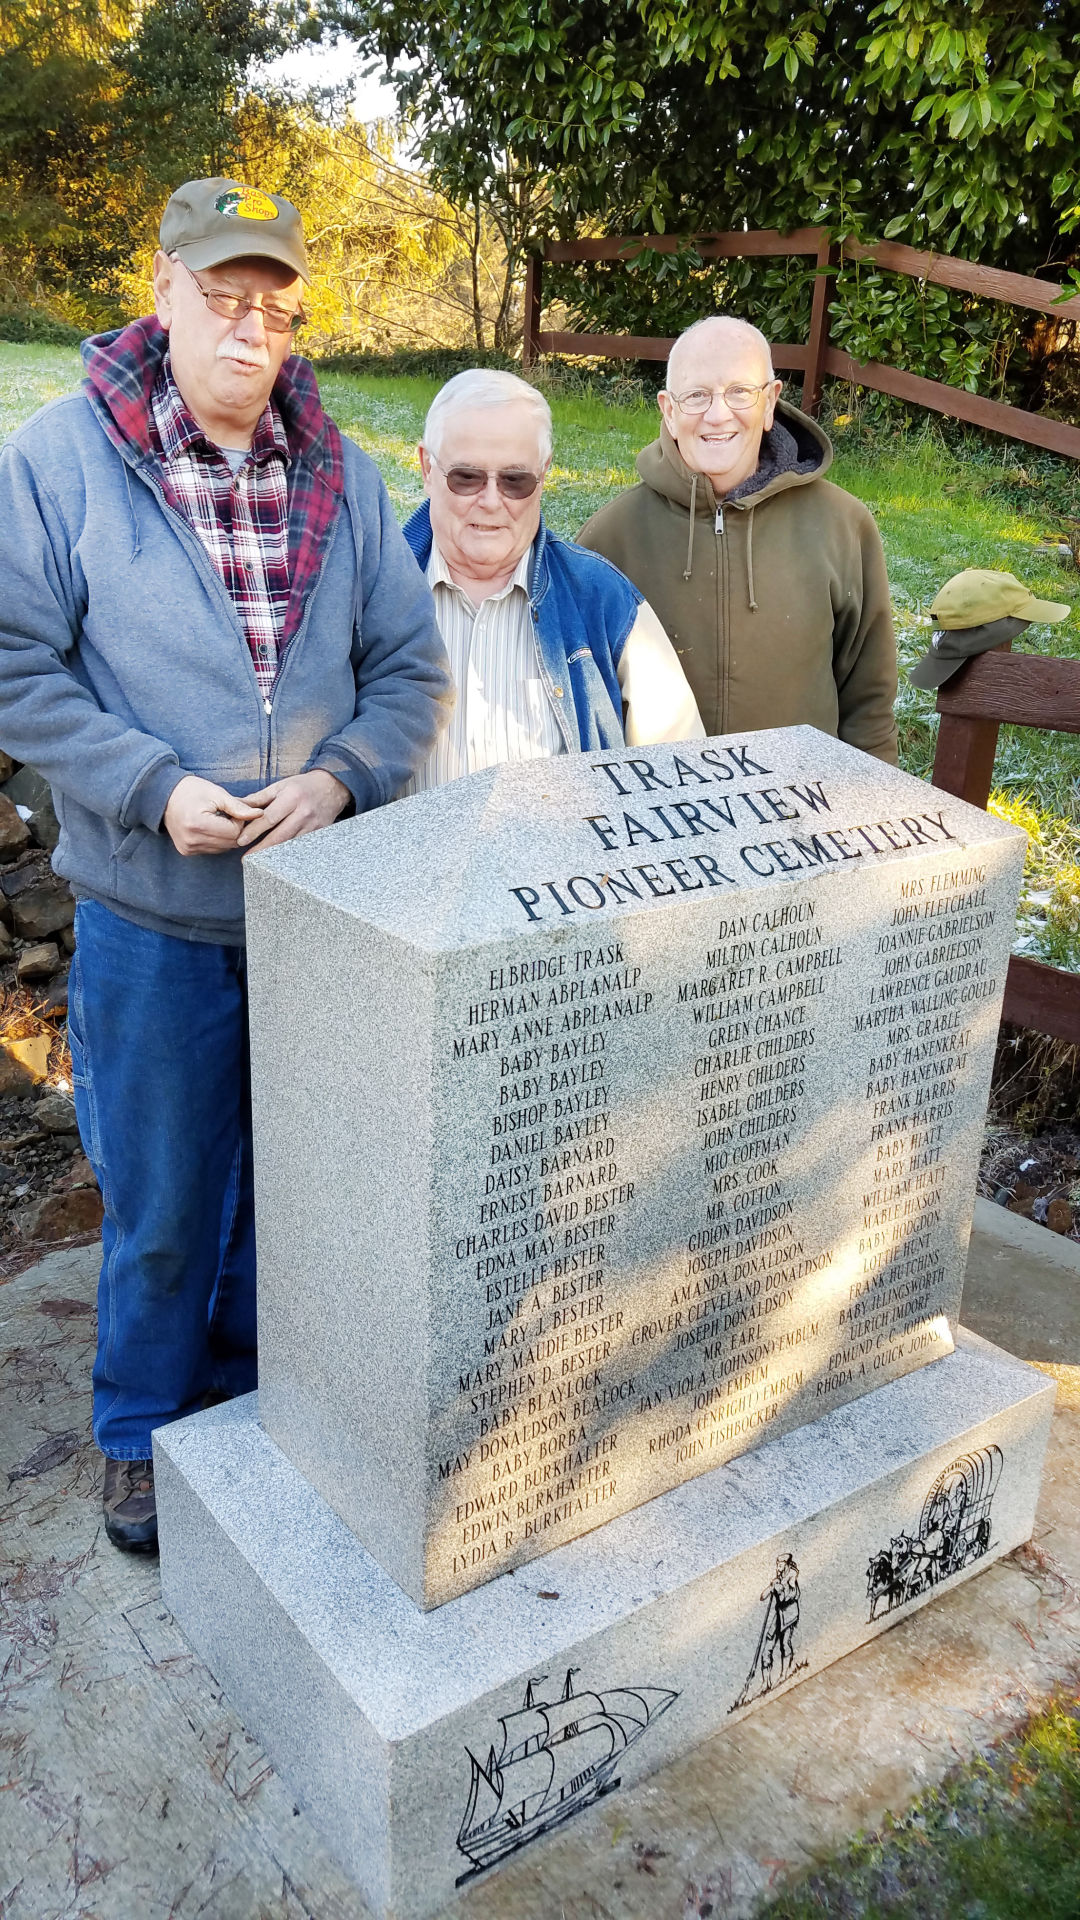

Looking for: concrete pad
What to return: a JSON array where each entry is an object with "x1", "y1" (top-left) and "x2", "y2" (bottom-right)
[
  {"x1": 964, "y1": 1196, "x2": 1080, "y2": 1383},
  {"x1": 2, "y1": 1207, "x2": 1079, "y2": 1919}
]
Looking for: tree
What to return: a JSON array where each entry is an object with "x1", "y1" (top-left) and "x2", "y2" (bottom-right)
[
  {"x1": 0, "y1": 0, "x2": 297, "y2": 325},
  {"x1": 318, "y1": 0, "x2": 1080, "y2": 361},
  {"x1": 0, "y1": 0, "x2": 494, "y2": 348},
  {"x1": 114, "y1": 0, "x2": 290, "y2": 186},
  {"x1": 221, "y1": 108, "x2": 487, "y2": 354},
  {"x1": 0, "y1": 0, "x2": 132, "y2": 312}
]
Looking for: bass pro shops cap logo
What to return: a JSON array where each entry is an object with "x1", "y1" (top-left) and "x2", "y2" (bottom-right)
[{"x1": 214, "y1": 187, "x2": 278, "y2": 221}]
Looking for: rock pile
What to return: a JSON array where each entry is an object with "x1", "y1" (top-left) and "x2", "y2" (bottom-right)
[
  {"x1": 0, "y1": 755, "x2": 100, "y2": 1259},
  {"x1": 0, "y1": 751, "x2": 70, "y2": 1012}
]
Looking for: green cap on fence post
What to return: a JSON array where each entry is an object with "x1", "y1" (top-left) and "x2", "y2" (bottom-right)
[{"x1": 909, "y1": 569, "x2": 1071, "y2": 690}]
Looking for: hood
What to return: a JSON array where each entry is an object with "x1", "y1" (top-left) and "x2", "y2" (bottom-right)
[
  {"x1": 635, "y1": 399, "x2": 832, "y2": 515},
  {"x1": 80, "y1": 314, "x2": 342, "y2": 490}
]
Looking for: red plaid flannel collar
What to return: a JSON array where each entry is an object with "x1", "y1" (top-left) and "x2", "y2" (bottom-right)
[
  {"x1": 152, "y1": 355, "x2": 290, "y2": 471},
  {"x1": 82, "y1": 317, "x2": 345, "y2": 646}
]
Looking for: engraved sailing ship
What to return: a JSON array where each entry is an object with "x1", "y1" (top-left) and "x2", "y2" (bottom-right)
[{"x1": 455, "y1": 1667, "x2": 678, "y2": 1882}]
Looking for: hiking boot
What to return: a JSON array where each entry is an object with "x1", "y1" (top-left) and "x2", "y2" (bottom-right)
[{"x1": 102, "y1": 1454, "x2": 158, "y2": 1553}]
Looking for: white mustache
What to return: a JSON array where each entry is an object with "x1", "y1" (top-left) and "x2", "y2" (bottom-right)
[{"x1": 216, "y1": 340, "x2": 271, "y2": 369}]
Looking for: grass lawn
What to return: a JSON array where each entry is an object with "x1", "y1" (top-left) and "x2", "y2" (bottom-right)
[
  {"x1": 757, "y1": 1689, "x2": 1080, "y2": 1920},
  {"x1": 4, "y1": 342, "x2": 1080, "y2": 964}
]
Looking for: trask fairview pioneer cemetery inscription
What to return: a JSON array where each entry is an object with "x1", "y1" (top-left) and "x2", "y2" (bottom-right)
[{"x1": 246, "y1": 727, "x2": 1026, "y2": 1607}]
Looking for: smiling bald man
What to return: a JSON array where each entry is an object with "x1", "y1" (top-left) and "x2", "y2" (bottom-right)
[{"x1": 578, "y1": 315, "x2": 898, "y2": 763}]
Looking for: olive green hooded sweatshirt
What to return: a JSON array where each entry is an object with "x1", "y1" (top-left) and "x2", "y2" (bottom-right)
[{"x1": 577, "y1": 401, "x2": 898, "y2": 763}]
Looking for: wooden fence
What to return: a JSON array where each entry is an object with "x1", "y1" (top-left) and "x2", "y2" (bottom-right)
[{"x1": 522, "y1": 229, "x2": 1080, "y2": 460}]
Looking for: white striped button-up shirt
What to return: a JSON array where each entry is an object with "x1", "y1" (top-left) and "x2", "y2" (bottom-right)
[
  {"x1": 403, "y1": 545, "x2": 564, "y2": 795},
  {"x1": 403, "y1": 538, "x2": 704, "y2": 797}
]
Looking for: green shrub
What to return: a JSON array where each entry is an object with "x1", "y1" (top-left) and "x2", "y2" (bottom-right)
[
  {"x1": 314, "y1": 346, "x2": 519, "y2": 382},
  {"x1": 0, "y1": 309, "x2": 84, "y2": 348}
]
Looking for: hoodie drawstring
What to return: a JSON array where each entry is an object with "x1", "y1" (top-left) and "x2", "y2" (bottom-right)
[
  {"x1": 681, "y1": 470, "x2": 757, "y2": 606},
  {"x1": 683, "y1": 473, "x2": 698, "y2": 580}
]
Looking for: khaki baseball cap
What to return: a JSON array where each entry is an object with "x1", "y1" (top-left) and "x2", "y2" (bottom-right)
[
  {"x1": 929, "y1": 568, "x2": 1069, "y2": 631},
  {"x1": 909, "y1": 568, "x2": 1072, "y2": 691},
  {"x1": 908, "y1": 614, "x2": 1032, "y2": 690},
  {"x1": 160, "y1": 178, "x2": 310, "y2": 283}
]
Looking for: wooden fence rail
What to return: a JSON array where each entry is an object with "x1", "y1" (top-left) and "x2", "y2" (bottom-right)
[
  {"x1": 931, "y1": 649, "x2": 1080, "y2": 1045},
  {"x1": 522, "y1": 229, "x2": 1080, "y2": 459}
]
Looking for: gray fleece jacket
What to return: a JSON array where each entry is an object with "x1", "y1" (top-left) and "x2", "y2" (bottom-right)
[{"x1": 0, "y1": 322, "x2": 452, "y2": 942}]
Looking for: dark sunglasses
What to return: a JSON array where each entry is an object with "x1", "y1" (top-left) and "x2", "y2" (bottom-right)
[{"x1": 429, "y1": 453, "x2": 543, "y2": 500}]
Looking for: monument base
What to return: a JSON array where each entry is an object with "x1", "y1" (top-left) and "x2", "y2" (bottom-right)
[{"x1": 155, "y1": 1331, "x2": 1052, "y2": 1920}]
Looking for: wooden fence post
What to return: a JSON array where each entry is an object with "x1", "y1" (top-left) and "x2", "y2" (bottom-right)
[
  {"x1": 930, "y1": 713, "x2": 1003, "y2": 809},
  {"x1": 801, "y1": 232, "x2": 835, "y2": 416},
  {"x1": 930, "y1": 639, "x2": 1012, "y2": 808},
  {"x1": 927, "y1": 643, "x2": 1080, "y2": 1044},
  {"x1": 523, "y1": 253, "x2": 543, "y2": 368}
]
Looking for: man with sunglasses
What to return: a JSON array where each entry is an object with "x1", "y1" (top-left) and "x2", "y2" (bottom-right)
[
  {"x1": 401, "y1": 369, "x2": 702, "y2": 791},
  {"x1": 0, "y1": 178, "x2": 451, "y2": 1552},
  {"x1": 579, "y1": 315, "x2": 898, "y2": 763}
]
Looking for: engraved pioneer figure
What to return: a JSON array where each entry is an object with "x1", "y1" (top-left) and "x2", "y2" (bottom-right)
[
  {"x1": 867, "y1": 1445, "x2": 1001, "y2": 1620},
  {"x1": 731, "y1": 1553, "x2": 807, "y2": 1710},
  {"x1": 455, "y1": 1667, "x2": 677, "y2": 1882}
]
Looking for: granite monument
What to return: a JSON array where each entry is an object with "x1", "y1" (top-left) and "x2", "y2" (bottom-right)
[{"x1": 156, "y1": 726, "x2": 1052, "y2": 1919}]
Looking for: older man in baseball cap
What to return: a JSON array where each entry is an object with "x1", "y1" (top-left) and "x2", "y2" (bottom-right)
[{"x1": 0, "y1": 179, "x2": 452, "y2": 1550}]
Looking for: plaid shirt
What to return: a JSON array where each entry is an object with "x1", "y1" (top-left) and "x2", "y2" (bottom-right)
[
  {"x1": 82, "y1": 318, "x2": 346, "y2": 704},
  {"x1": 151, "y1": 358, "x2": 290, "y2": 700}
]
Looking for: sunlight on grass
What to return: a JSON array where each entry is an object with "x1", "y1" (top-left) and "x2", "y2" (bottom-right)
[{"x1": 991, "y1": 791, "x2": 1080, "y2": 971}]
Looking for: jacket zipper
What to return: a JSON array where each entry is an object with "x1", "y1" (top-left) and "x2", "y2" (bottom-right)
[
  {"x1": 133, "y1": 464, "x2": 272, "y2": 770},
  {"x1": 258, "y1": 565, "x2": 328, "y2": 785},
  {"x1": 134, "y1": 459, "x2": 330, "y2": 788},
  {"x1": 529, "y1": 602, "x2": 576, "y2": 753}
]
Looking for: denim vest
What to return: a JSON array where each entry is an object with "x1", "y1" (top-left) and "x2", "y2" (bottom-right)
[{"x1": 403, "y1": 502, "x2": 640, "y2": 751}]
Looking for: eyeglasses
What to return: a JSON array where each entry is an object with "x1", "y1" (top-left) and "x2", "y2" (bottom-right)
[
  {"x1": 180, "y1": 260, "x2": 306, "y2": 334},
  {"x1": 428, "y1": 453, "x2": 544, "y2": 499},
  {"x1": 671, "y1": 382, "x2": 777, "y2": 414}
]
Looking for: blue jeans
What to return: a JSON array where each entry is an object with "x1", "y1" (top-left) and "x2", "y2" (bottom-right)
[{"x1": 68, "y1": 900, "x2": 258, "y2": 1458}]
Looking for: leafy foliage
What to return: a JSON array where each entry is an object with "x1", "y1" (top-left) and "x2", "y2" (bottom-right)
[
  {"x1": 112, "y1": 0, "x2": 289, "y2": 186},
  {"x1": 0, "y1": 0, "x2": 132, "y2": 312},
  {"x1": 0, "y1": 0, "x2": 490, "y2": 344},
  {"x1": 321, "y1": 0, "x2": 1080, "y2": 374},
  {"x1": 0, "y1": 0, "x2": 293, "y2": 324}
]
